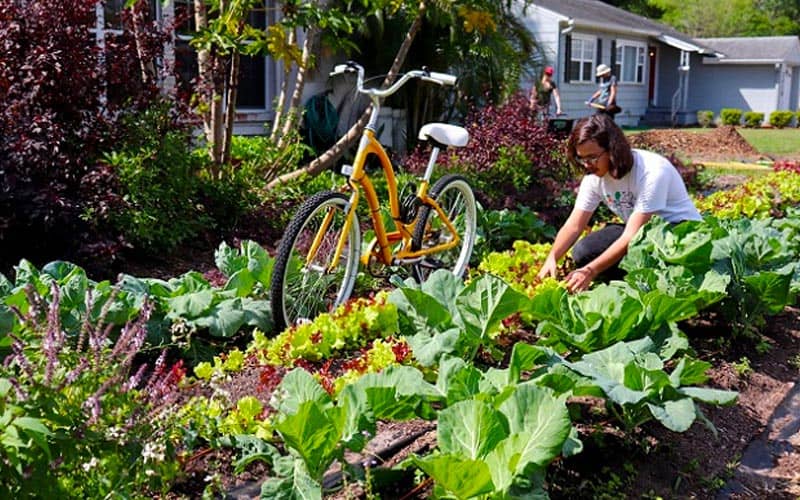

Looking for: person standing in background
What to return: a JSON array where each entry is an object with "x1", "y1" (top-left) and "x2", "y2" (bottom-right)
[
  {"x1": 587, "y1": 64, "x2": 620, "y2": 118},
  {"x1": 529, "y1": 66, "x2": 562, "y2": 119}
]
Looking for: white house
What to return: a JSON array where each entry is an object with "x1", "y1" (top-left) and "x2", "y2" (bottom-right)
[{"x1": 516, "y1": 0, "x2": 721, "y2": 126}]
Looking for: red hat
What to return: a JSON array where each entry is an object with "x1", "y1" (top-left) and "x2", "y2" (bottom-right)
[{"x1": 544, "y1": 66, "x2": 554, "y2": 75}]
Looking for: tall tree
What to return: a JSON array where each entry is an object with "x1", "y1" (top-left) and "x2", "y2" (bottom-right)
[{"x1": 618, "y1": 0, "x2": 800, "y2": 37}]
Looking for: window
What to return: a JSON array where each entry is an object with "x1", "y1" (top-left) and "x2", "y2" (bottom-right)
[
  {"x1": 569, "y1": 36, "x2": 596, "y2": 82},
  {"x1": 614, "y1": 41, "x2": 646, "y2": 83},
  {"x1": 173, "y1": 0, "x2": 269, "y2": 110}
]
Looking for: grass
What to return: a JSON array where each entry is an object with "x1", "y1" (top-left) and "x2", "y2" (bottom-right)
[{"x1": 736, "y1": 128, "x2": 800, "y2": 156}]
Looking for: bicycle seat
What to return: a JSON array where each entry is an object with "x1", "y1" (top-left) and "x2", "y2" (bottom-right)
[{"x1": 418, "y1": 123, "x2": 469, "y2": 148}]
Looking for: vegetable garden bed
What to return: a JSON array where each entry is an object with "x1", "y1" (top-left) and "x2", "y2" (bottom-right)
[{"x1": 2, "y1": 168, "x2": 800, "y2": 499}]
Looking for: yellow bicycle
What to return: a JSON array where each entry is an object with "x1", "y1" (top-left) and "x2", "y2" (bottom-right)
[{"x1": 269, "y1": 62, "x2": 477, "y2": 330}]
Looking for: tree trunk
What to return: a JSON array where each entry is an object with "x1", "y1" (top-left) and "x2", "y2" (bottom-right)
[
  {"x1": 265, "y1": 2, "x2": 428, "y2": 190},
  {"x1": 270, "y1": 28, "x2": 297, "y2": 142},
  {"x1": 209, "y1": 57, "x2": 225, "y2": 168},
  {"x1": 222, "y1": 51, "x2": 241, "y2": 167},
  {"x1": 130, "y1": 0, "x2": 153, "y2": 86},
  {"x1": 276, "y1": 26, "x2": 320, "y2": 151},
  {"x1": 193, "y1": 0, "x2": 218, "y2": 169}
]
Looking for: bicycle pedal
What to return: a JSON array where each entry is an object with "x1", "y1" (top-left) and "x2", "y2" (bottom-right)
[{"x1": 419, "y1": 258, "x2": 443, "y2": 269}]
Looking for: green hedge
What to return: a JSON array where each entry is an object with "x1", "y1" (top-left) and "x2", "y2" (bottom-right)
[
  {"x1": 769, "y1": 110, "x2": 794, "y2": 128},
  {"x1": 697, "y1": 110, "x2": 714, "y2": 128},
  {"x1": 743, "y1": 111, "x2": 764, "y2": 128},
  {"x1": 720, "y1": 108, "x2": 743, "y2": 126}
]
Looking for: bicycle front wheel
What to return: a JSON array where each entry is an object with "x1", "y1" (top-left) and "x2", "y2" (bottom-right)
[
  {"x1": 411, "y1": 174, "x2": 477, "y2": 282},
  {"x1": 270, "y1": 191, "x2": 361, "y2": 332}
]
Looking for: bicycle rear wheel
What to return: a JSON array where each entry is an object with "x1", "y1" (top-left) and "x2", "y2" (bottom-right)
[
  {"x1": 270, "y1": 191, "x2": 361, "y2": 332},
  {"x1": 411, "y1": 174, "x2": 477, "y2": 282}
]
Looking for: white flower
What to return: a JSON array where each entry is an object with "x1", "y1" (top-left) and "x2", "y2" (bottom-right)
[
  {"x1": 82, "y1": 457, "x2": 98, "y2": 471},
  {"x1": 142, "y1": 442, "x2": 166, "y2": 463}
]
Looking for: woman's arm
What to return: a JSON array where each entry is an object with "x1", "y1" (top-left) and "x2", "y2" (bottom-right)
[
  {"x1": 553, "y1": 88, "x2": 562, "y2": 114},
  {"x1": 529, "y1": 85, "x2": 538, "y2": 110},
  {"x1": 608, "y1": 81, "x2": 618, "y2": 105},
  {"x1": 537, "y1": 207, "x2": 593, "y2": 279},
  {"x1": 564, "y1": 211, "x2": 653, "y2": 292}
]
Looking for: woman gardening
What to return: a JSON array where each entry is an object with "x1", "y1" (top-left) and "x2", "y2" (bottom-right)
[{"x1": 536, "y1": 114, "x2": 701, "y2": 293}]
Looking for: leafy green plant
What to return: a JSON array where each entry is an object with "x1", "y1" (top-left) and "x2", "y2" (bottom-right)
[
  {"x1": 720, "y1": 108, "x2": 743, "y2": 126},
  {"x1": 528, "y1": 276, "x2": 720, "y2": 357},
  {"x1": 695, "y1": 171, "x2": 800, "y2": 219},
  {"x1": 474, "y1": 210, "x2": 555, "y2": 264},
  {"x1": 408, "y1": 383, "x2": 572, "y2": 499},
  {"x1": 769, "y1": 110, "x2": 795, "y2": 129},
  {"x1": 248, "y1": 292, "x2": 398, "y2": 365},
  {"x1": 732, "y1": 357, "x2": 753, "y2": 377},
  {"x1": 1, "y1": 241, "x2": 275, "y2": 354},
  {"x1": 710, "y1": 217, "x2": 798, "y2": 336},
  {"x1": 697, "y1": 110, "x2": 714, "y2": 128},
  {"x1": 554, "y1": 338, "x2": 737, "y2": 432},
  {"x1": 743, "y1": 111, "x2": 764, "y2": 128},
  {"x1": 389, "y1": 270, "x2": 529, "y2": 366},
  {"x1": 477, "y1": 240, "x2": 557, "y2": 298},
  {"x1": 621, "y1": 216, "x2": 799, "y2": 338},
  {"x1": 260, "y1": 365, "x2": 442, "y2": 496},
  {"x1": 103, "y1": 102, "x2": 214, "y2": 252}
]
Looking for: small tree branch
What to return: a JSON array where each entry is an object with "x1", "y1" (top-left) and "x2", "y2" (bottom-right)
[{"x1": 265, "y1": 1, "x2": 427, "y2": 190}]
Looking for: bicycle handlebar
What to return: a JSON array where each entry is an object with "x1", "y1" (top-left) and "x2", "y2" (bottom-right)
[{"x1": 330, "y1": 61, "x2": 457, "y2": 99}]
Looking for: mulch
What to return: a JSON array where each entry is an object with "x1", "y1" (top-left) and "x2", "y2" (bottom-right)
[{"x1": 628, "y1": 126, "x2": 765, "y2": 162}]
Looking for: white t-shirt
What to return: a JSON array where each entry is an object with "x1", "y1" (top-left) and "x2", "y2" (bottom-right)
[{"x1": 574, "y1": 149, "x2": 702, "y2": 223}]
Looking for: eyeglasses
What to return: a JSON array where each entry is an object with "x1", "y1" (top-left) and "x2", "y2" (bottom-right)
[{"x1": 576, "y1": 151, "x2": 606, "y2": 168}]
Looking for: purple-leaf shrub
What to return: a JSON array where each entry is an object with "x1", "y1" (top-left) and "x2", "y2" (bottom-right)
[
  {"x1": 404, "y1": 93, "x2": 573, "y2": 212},
  {"x1": 0, "y1": 0, "x2": 179, "y2": 274}
]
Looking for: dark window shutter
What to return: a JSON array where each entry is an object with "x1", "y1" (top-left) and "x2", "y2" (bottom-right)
[
  {"x1": 564, "y1": 34, "x2": 572, "y2": 83},
  {"x1": 597, "y1": 39, "x2": 603, "y2": 81},
  {"x1": 611, "y1": 40, "x2": 617, "y2": 71}
]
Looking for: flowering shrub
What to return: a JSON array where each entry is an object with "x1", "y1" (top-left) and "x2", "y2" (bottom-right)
[
  {"x1": 403, "y1": 93, "x2": 574, "y2": 212},
  {"x1": 0, "y1": 284, "x2": 186, "y2": 498}
]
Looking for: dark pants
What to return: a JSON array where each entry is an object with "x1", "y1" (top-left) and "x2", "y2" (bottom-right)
[{"x1": 572, "y1": 224, "x2": 626, "y2": 282}]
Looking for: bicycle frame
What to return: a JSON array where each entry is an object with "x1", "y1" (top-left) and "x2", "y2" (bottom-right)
[{"x1": 308, "y1": 66, "x2": 462, "y2": 272}]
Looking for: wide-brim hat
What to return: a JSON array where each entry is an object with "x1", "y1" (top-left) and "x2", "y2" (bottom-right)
[{"x1": 596, "y1": 64, "x2": 611, "y2": 77}]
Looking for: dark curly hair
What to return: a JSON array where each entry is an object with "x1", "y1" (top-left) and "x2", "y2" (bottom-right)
[{"x1": 566, "y1": 114, "x2": 634, "y2": 179}]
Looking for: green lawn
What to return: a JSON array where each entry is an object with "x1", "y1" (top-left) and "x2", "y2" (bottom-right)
[{"x1": 736, "y1": 128, "x2": 800, "y2": 156}]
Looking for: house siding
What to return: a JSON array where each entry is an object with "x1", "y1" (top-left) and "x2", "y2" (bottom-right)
[
  {"x1": 690, "y1": 63, "x2": 779, "y2": 120},
  {"x1": 554, "y1": 31, "x2": 651, "y2": 127},
  {"x1": 517, "y1": 5, "x2": 563, "y2": 92},
  {"x1": 791, "y1": 66, "x2": 800, "y2": 115}
]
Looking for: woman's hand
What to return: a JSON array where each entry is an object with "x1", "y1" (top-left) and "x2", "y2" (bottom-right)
[
  {"x1": 564, "y1": 266, "x2": 596, "y2": 293},
  {"x1": 537, "y1": 257, "x2": 559, "y2": 280}
]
